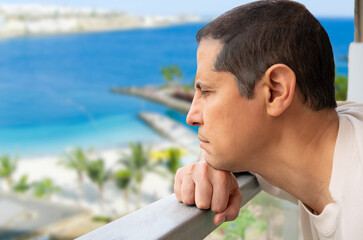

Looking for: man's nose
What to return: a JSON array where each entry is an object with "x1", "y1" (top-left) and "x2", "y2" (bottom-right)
[{"x1": 186, "y1": 97, "x2": 202, "y2": 126}]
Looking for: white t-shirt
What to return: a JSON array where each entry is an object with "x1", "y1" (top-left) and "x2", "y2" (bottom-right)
[{"x1": 255, "y1": 102, "x2": 363, "y2": 240}]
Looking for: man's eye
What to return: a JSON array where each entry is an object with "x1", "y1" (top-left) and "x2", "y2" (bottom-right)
[
  {"x1": 200, "y1": 90, "x2": 212, "y2": 96},
  {"x1": 201, "y1": 91, "x2": 209, "y2": 96}
]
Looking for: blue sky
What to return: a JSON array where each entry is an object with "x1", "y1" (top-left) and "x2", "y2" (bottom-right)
[{"x1": 0, "y1": 0, "x2": 354, "y2": 17}]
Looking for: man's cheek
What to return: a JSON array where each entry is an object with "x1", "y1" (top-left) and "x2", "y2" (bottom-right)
[{"x1": 218, "y1": 133, "x2": 236, "y2": 151}]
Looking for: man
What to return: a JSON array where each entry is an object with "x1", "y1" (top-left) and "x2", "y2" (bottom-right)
[{"x1": 174, "y1": 0, "x2": 363, "y2": 239}]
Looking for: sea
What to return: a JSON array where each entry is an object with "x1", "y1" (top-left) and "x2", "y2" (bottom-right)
[{"x1": 0, "y1": 18, "x2": 354, "y2": 157}]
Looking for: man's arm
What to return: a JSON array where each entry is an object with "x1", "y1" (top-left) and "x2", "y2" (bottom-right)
[{"x1": 174, "y1": 150, "x2": 242, "y2": 226}]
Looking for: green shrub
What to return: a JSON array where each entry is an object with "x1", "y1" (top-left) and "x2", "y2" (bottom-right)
[
  {"x1": 91, "y1": 216, "x2": 112, "y2": 223},
  {"x1": 335, "y1": 75, "x2": 348, "y2": 101}
]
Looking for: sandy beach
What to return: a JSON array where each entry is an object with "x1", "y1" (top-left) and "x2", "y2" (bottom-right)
[{"x1": 2, "y1": 140, "x2": 198, "y2": 219}]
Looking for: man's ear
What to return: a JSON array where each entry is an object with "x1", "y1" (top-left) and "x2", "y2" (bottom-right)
[{"x1": 263, "y1": 64, "x2": 296, "y2": 117}]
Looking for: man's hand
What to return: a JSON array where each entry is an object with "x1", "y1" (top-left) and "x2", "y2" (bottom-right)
[{"x1": 174, "y1": 161, "x2": 242, "y2": 226}]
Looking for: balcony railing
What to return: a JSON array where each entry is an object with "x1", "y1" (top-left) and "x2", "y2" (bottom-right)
[{"x1": 76, "y1": 172, "x2": 260, "y2": 240}]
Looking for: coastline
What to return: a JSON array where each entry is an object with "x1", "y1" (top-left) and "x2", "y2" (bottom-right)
[
  {"x1": 0, "y1": 4, "x2": 206, "y2": 40},
  {"x1": 0, "y1": 20, "x2": 205, "y2": 41}
]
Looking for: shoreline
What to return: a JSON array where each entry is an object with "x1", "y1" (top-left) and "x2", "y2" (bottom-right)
[
  {"x1": 0, "y1": 21, "x2": 206, "y2": 41},
  {"x1": 0, "y1": 4, "x2": 206, "y2": 40}
]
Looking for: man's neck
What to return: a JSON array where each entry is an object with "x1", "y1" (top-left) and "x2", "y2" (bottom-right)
[{"x1": 255, "y1": 108, "x2": 339, "y2": 214}]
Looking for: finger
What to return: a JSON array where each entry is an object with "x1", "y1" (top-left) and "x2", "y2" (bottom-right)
[
  {"x1": 174, "y1": 168, "x2": 183, "y2": 202},
  {"x1": 213, "y1": 213, "x2": 226, "y2": 226},
  {"x1": 223, "y1": 189, "x2": 242, "y2": 221},
  {"x1": 194, "y1": 175, "x2": 213, "y2": 209},
  {"x1": 213, "y1": 189, "x2": 242, "y2": 226},
  {"x1": 210, "y1": 171, "x2": 231, "y2": 213},
  {"x1": 181, "y1": 176, "x2": 196, "y2": 205}
]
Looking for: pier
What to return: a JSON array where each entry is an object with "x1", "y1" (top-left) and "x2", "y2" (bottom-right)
[
  {"x1": 111, "y1": 87, "x2": 191, "y2": 113},
  {"x1": 138, "y1": 112, "x2": 200, "y2": 156}
]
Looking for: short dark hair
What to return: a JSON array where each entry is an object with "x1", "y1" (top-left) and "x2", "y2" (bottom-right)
[{"x1": 196, "y1": 0, "x2": 336, "y2": 110}]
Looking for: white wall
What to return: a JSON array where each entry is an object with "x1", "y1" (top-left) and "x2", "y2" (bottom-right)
[{"x1": 348, "y1": 42, "x2": 363, "y2": 103}]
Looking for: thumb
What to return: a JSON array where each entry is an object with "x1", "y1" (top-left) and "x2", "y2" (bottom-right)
[
  {"x1": 214, "y1": 212, "x2": 226, "y2": 226},
  {"x1": 213, "y1": 189, "x2": 242, "y2": 226}
]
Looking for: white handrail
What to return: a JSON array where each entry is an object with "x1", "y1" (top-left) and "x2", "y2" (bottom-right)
[{"x1": 77, "y1": 172, "x2": 260, "y2": 240}]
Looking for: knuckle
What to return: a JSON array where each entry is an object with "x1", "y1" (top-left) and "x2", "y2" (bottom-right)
[
  {"x1": 186, "y1": 163, "x2": 195, "y2": 175},
  {"x1": 216, "y1": 170, "x2": 228, "y2": 183},
  {"x1": 211, "y1": 203, "x2": 224, "y2": 213},
  {"x1": 188, "y1": 163, "x2": 195, "y2": 170},
  {"x1": 176, "y1": 166, "x2": 187, "y2": 176},
  {"x1": 198, "y1": 163, "x2": 209, "y2": 178}
]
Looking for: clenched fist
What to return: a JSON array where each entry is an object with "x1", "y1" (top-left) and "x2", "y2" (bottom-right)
[{"x1": 174, "y1": 156, "x2": 242, "y2": 226}]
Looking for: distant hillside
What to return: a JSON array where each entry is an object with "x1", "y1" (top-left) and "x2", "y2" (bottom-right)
[{"x1": 0, "y1": 4, "x2": 204, "y2": 38}]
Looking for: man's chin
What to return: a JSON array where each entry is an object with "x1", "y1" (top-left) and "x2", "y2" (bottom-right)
[{"x1": 204, "y1": 154, "x2": 233, "y2": 172}]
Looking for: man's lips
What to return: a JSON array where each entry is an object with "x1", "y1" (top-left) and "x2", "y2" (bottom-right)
[{"x1": 198, "y1": 135, "x2": 209, "y2": 143}]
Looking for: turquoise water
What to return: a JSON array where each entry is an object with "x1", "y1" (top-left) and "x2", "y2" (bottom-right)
[{"x1": 0, "y1": 19, "x2": 354, "y2": 157}]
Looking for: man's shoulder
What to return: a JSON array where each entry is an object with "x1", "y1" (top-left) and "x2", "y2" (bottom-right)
[
  {"x1": 336, "y1": 101, "x2": 363, "y2": 120},
  {"x1": 335, "y1": 101, "x2": 363, "y2": 173},
  {"x1": 336, "y1": 102, "x2": 363, "y2": 140}
]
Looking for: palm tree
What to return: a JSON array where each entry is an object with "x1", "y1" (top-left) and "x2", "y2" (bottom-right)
[
  {"x1": 0, "y1": 155, "x2": 17, "y2": 189},
  {"x1": 114, "y1": 169, "x2": 132, "y2": 212},
  {"x1": 13, "y1": 174, "x2": 31, "y2": 194},
  {"x1": 164, "y1": 148, "x2": 183, "y2": 187},
  {"x1": 160, "y1": 65, "x2": 183, "y2": 87},
  {"x1": 58, "y1": 147, "x2": 88, "y2": 200},
  {"x1": 165, "y1": 148, "x2": 182, "y2": 176},
  {"x1": 86, "y1": 158, "x2": 111, "y2": 209},
  {"x1": 121, "y1": 142, "x2": 157, "y2": 207},
  {"x1": 33, "y1": 178, "x2": 61, "y2": 200}
]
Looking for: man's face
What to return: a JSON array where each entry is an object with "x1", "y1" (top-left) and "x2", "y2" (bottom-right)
[{"x1": 187, "y1": 38, "x2": 267, "y2": 172}]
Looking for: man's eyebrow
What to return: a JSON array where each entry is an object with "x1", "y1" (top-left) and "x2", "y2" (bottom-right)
[{"x1": 195, "y1": 82, "x2": 211, "y2": 89}]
